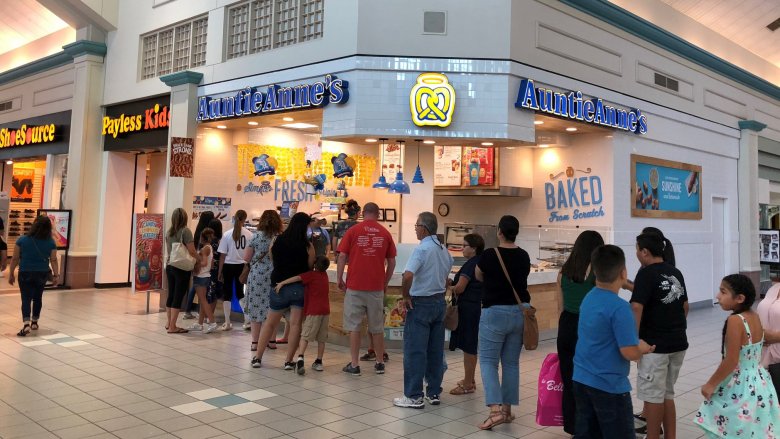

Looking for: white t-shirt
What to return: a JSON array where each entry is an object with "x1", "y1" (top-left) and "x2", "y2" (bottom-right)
[{"x1": 218, "y1": 227, "x2": 254, "y2": 264}]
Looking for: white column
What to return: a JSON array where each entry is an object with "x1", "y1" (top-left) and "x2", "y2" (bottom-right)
[{"x1": 737, "y1": 120, "x2": 767, "y2": 288}]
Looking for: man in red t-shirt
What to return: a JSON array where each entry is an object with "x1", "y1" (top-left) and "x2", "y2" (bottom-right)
[{"x1": 337, "y1": 202, "x2": 397, "y2": 376}]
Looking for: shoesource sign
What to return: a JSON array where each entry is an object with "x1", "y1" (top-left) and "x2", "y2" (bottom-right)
[
  {"x1": 197, "y1": 75, "x2": 349, "y2": 122},
  {"x1": 515, "y1": 78, "x2": 648, "y2": 135}
]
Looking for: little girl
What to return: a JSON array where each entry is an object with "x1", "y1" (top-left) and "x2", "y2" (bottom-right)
[
  {"x1": 694, "y1": 274, "x2": 779, "y2": 438},
  {"x1": 191, "y1": 228, "x2": 217, "y2": 333}
]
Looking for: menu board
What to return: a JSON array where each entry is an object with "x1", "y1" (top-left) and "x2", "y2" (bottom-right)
[
  {"x1": 382, "y1": 142, "x2": 402, "y2": 176},
  {"x1": 631, "y1": 154, "x2": 702, "y2": 220},
  {"x1": 433, "y1": 146, "x2": 497, "y2": 188},
  {"x1": 760, "y1": 229, "x2": 780, "y2": 264}
]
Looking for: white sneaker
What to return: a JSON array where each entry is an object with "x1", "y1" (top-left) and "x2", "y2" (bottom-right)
[
  {"x1": 220, "y1": 322, "x2": 233, "y2": 331},
  {"x1": 242, "y1": 322, "x2": 251, "y2": 330},
  {"x1": 189, "y1": 323, "x2": 203, "y2": 331},
  {"x1": 182, "y1": 313, "x2": 195, "y2": 320},
  {"x1": 204, "y1": 323, "x2": 217, "y2": 334},
  {"x1": 393, "y1": 396, "x2": 424, "y2": 409}
]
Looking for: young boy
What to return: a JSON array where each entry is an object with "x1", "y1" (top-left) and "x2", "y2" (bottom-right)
[
  {"x1": 573, "y1": 245, "x2": 655, "y2": 438},
  {"x1": 274, "y1": 255, "x2": 331, "y2": 375}
]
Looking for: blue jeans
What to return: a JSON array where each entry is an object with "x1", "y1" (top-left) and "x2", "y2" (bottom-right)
[
  {"x1": 270, "y1": 282, "x2": 304, "y2": 311},
  {"x1": 403, "y1": 295, "x2": 446, "y2": 399},
  {"x1": 19, "y1": 271, "x2": 48, "y2": 321},
  {"x1": 478, "y1": 305, "x2": 524, "y2": 406},
  {"x1": 573, "y1": 382, "x2": 634, "y2": 439}
]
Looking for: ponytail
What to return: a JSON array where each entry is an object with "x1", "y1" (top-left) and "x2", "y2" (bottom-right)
[{"x1": 232, "y1": 210, "x2": 247, "y2": 242}]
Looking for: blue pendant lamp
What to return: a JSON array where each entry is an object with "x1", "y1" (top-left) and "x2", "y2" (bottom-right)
[
  {"x1": 388, "y1": 140, "x2": 411, "y2": 194},
  {"x1": 372, "y1": 138, "x2": 390, "y2": 189},
  {"x1": 412, "y1": 139, "x2": 424, "y2": 184}
]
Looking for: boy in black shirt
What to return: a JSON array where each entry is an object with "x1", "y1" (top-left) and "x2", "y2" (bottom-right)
[{"x1": 631, "y1": 233, "x2": 689, "y2": 439}]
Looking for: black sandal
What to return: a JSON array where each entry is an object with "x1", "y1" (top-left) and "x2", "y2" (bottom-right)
[
  {"x1": 17, "y1": 324, "x2": 31, "y2": 337},
  {"x1": 251, "y1": 342, "x2": 258, "y2": 352},
  {"x1": 30, "y1": 321, "x2": 39, "y2": 331}
]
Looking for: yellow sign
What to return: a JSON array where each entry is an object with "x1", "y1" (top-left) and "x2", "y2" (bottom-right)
[
  {"x1": 410, "y1": 73, "x2": 455, "y2": 128},
  {"x1": 0, "y1": 124, "x2": 56, "y2": 148}
]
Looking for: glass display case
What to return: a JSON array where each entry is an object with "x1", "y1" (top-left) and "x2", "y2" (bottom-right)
[{"x1": 517, "y1": 225, "x2": 612, "y2": 269}]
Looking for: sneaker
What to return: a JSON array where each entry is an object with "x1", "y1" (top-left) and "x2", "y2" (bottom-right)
[
  {"x1": 425, "y1": 394, "x2": 441, "y2": 405},
  {"x1": 634, "y1": 414, "x2": 663, "y2": 437},
  {"x1": 312, "y1": 360, "x2": 324, "y2": 371},
  {"x1": 383, "y1": 352, "x2": 390, "y2": 362},
  {"x1": 243, "y1": 322, "x2": 251, "y2": 330},
  {"x1": 284, "y1": 362, "x2": 295, "y2": 370},
  {"x1": 374, "y1": 362, "x2": 385, "y2": 374},
  {"x1": 393, "y1": 396, "x2": 424, "y2": 409},
  {"x1": 220, "y1": 322, "x2": 232, "y2": 331},
  {"x1": 204, "y1": 323, "x2": 217, "y2": 334},
  {"x1": 251, "y1": 356, "x2": 262, "y2": 368},
  {"x1": 342, "y1": 363, "x2": 361, "y2": 376},
  {"x1": 360, "y1": 350, "x2": 376, "y2": 361},
  {"x1": 295, "y1": 357, "x2": 305, "y2": 375},
  {"x1": 188, "y1": 323, "x2": 203, "y2": 331},
  {"x1": 182, "y1": 312, "x2": 195, "y2": 320}
]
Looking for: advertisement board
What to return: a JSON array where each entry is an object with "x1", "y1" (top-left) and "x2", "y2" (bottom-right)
[
  {"x1": 192, "y1": 196, "x2": 231, "y2": 221},
  {"x1": 631, "y1": 154, "x2": 702, "y2": 220},
  {"x1": 170, "y1": 137, "x2": 194, "y2": 178},
  {"x1": 36, "y1": 209, "x2": 71, "y2": 249},
  {"x1": 433, "y1": 146, "x2": 498, "y2": 189},
  {"x1": 133, "y1": 213, "x2": 164, "y2": 292}
]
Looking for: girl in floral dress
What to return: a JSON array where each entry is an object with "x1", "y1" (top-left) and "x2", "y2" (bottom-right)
[{"x1": 694, "y1": 274, "x2": 779, "y2": 438}]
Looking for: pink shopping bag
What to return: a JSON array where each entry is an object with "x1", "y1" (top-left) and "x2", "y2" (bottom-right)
[{"x1": 536, "y1": 353, "x2": 564, "y2": 426}]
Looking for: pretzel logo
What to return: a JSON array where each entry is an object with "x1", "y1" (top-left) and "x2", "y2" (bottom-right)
[{"x1": 410, "y1": 73, "x2": 455, "y2": 128}]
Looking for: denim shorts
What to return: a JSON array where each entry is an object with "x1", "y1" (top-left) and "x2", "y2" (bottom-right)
[
  {"x1": 270, "y1": 282, "x2": 305, "y2": 311},
  {"x1": 193, "y1": 276, "x2": 210, "y2": 287}
]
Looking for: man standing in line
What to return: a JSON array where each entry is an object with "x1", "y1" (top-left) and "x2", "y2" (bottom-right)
[
  {"x1": 337, "y1": 202, "x2": 396, "y2": 376},
  {"x1": 393, "y1": 212, "x2": 454, "y2": 409}
]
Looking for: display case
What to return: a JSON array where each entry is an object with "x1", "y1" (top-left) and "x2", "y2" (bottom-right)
[{"x1": 517, "y1": 225, "x2": 612, "y2": 269}]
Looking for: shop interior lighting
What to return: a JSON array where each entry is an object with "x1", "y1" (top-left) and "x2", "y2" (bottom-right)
[
  {"x1": 388, "y1": 140, "x2": 411, "y2": 194},
  {"x1": 217, "y1": 125, "x2": 227, "y2": 129},
  {"x1": 566, "y1": 127, "x2": 577, "y2": 132},
  {"x1": 534, "y1": 120, "x2": 544, "y2": 125},
  {"x1": 281, "y1": 122, "x2": 318, "y2": 129},
  {"x1": 372, "y1": 138, "x2": 391, "y2": 189},
  {"x1": 5, "y1": 160, "x2": 12, "y2": 165},
  {"x1": 412, "y1": 139, "x2": 425, "y2": 184},
  {"x1": 423, "y1": 140, "x2": 436, "y2": 144},
  {"x1": 481, "y1": 142, "x2": 494, "y2": 146},
  {"x1": 365, "y1": 138, "x2": 378, "y2": 143},
  {"x1": 539, "y1": 144, "x2": 550, "y2": 148},
  {"x1": 248, "y1": 121, "x2": 259, "y2": 126},
  {"x1": 282, "y1": 117, "x2": 295, "y2": 122}
]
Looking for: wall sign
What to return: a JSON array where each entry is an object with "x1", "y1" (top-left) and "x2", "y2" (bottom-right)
[
  {"x1": 630, "y1": 154, "x2": 701, "y2": 220},
  {"x1": 410, "y1": 73, "x2": 455, "y2": 128},
  {"x1": 544, "y1": 166, "x2": 604, "y2": 222},
  {"x1": 133, "y1": 213, "x2": 164, "y2": 292},
  {"x1": 516, "y1": 78, "x2": 648, "y2": 135},
  {"x1": 192, "y1": 196, "x2": 231, "y2": 221},
  {"x1": 433, "y1": 146, "x2": 497, "y2": 188},
  {"x1": 102, "y1": 103, "x2": 169, "y2": 138},
  {"x1": 759, "y1": 229, "x2": 779, "y2": 264},
  {"x1": 103, "y1": 97, "x2": 170, "y2": 151},
  {"x1": 0, "y1": 124, "x2": 57, "y2": 148},
  {"x1": 197, "y1": 74, "x2": 349, "y2": 122},
  {"x1": 169, "y1": 137, "x2": 194, "y2": 178}
]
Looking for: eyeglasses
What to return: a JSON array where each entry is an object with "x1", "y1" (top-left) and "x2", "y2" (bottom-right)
[
  {"x1": 462, "y1": 244, "x2": 471, "y2": 248},
  {"x1": 414, "y1": 224, "x2": 424, "y2": 228}
]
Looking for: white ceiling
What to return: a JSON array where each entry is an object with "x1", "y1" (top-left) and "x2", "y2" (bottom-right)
[
  {"x1": 658, "y1": 0, "x2": 780, "y2": 69},
  {"x1": 0, "y1": 0, "x2": 69, "y2": 57}
]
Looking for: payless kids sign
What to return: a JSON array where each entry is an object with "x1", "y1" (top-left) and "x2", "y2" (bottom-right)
[
  {"x1": 197, "y1": 74, "x2": 348, "y2": 121},
  {"x1": 102, "y1": 103, "x2": 169, "y2": 138},
  {"x1": 516, "y1": 79, "x2": 648, "y2": 134}
]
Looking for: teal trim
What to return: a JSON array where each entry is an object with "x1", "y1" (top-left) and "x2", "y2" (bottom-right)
[
  {"x1": 160, "y1": 71, "x2": 203, "y2": 86},
  {"x1": 558, "y1": 0, "x2": 780, "y2": 101},
  {"x1": 62, "y1": 40, "x2": 107, "y2": 58},
  {"x1": 738, "y1": 120, "x2": 767, "y2": 132},
  {"x1": 0, "y1": 51, "x2": 72, "y2": 87}
]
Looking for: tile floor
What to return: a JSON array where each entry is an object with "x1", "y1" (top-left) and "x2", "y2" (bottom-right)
[{"x1": 0, "y1": 288, "x2": 732, "y2": 438}]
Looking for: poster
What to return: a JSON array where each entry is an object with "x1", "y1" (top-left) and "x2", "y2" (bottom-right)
[
  {"x1": 461, "y1": 147, "x2": 495, "y2": 187},
  {"x1": 760, "y1": 229, "x2": 780, "y2": 264},
  {"x1": 384, "y1": 295, "x2": 406, "y2": 340},
  {"x1": 280, "y1": 200, "x2": 299, "y2": 219},
  {"x1": 37, "y1": 209, "x2": 71, "y2": 249},
  {"x1": 631, "y1": 155, "x2": 702, "y2": 220},
  {"x1": 134, "y1": 213, "x2": 164, "y2": 292},
  {"x1": 192, "y1": 196, "x2": 231, "y2": 221},
  {"x1": 383, "y1": 142, "x2": 403, "y2": 176},
  {"x1": 11, "y1": 168, "x2": 34, "y2": 202},
  {"x1": 170, "y1": 137, "x2": 194, "y2": 178},
  {"x1": 434, "y1": 146, "x2": 462, "y2": 186}
]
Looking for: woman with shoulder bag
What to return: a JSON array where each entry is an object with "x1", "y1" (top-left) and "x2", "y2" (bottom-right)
[
  {"x1": 244, "y1": 210, "x2": 283, "y2": 358},
  {"x1": 474, "y1": 215, "x2": 532, "y2": 430},
  {"x1": 165, "y1": 208, "x2": 197, "y2": 334},
  {"x1": 217, "y1": 210, "x2": 253, "y2": 330},
  {"x1": 10, "y1": 215, "x2": 58, "y2": 336}
]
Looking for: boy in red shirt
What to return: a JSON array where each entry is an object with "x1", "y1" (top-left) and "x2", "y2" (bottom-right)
[{"x1": 275, "y1": 256, "x2": 331, "y2": 375}]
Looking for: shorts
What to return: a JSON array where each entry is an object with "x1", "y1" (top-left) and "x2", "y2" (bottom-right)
[
  {"x1": 343, "y1": 289, "x2": 384, "y2": 334},
  {"x1": 270, "y1": 282, "x2": 304, "y2": 311},
  {"x1": 193, "y1": 276, "x2": 210, "y2": 287},
  {"x1": 301, "y1": 315, "x2": 329, "y2": 343},
  {"x1": 637, "y1": 350, "x2": 686, "y2": 403}
]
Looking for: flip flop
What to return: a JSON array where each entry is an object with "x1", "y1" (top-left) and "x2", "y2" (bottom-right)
[
  {"x1": 267, "y1": 343, "x2": 277, "y2": 350},
  {"x1": 167, "y1": 328, "x2": 188, "y2": 334},
  {"x1": 275, "y1": 338, "x2": 288, "y2": 344},
  {"x1": 30, "y1": 321, "x2": 39, "y2": 331}
]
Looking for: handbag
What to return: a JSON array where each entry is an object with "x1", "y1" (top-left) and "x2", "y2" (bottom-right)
[
  {"x1": 168, "y1": 229, "x2": 196, "y2": 271},
  {"x1": 444, "y1": 292, "x2": 459, "y2": 331},
  {"x1": 31, "y1": 238, "x2": 55, "y2": 282},
  {"x1": 494, "y1": 248, "x2": 539, "y2": 350},
  {"x1": 238, "y1": 236, "x2": 273, "y2": 284},
  {"x1": 536, "y1": 353, "x2": 565, "y2": 426}
]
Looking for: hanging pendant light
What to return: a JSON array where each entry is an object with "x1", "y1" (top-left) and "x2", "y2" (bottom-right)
[
  {"x1": 412, "y1": 139, "x2": 424, "y2": 184},
  {"x1": 388, "y1": 140, "x2": 410, "y2": 194},
  {"x1": 372, "y1": 138, "x2": 390, "y2": 189}
]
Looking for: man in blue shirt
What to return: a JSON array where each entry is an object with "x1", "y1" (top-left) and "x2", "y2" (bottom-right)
[
  {"x1": 393, "y1": 212, "x2": 453, "y2": 409},
  {"x1": 573, "y1": 245, "x2": 654, "y2": 438}
]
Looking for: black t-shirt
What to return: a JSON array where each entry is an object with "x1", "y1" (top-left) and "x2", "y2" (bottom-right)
[
  {"x1": 0, "y1": 237, "x2": 7, "y2": 251},
  {"x1": 454, "y1": 256, "x2": 483, "y2": 304},
  {"x1": 271, "y1": 236, "x2": 310, "y2": 284},
  {"x1": 631, "y1": 262, "x2": 689, "y2": 353},
  {"x1": 477, "y1": 247, "x2": 531, "y2": 307}
]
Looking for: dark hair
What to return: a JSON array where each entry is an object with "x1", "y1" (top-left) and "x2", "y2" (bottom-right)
[
  {"x1": 498, "y1": 215, "x2": 519, "y2": 242},
  {"x1": 345, "y1": 199, "x2": 360, "y2": 218},
  {"x1": 28, "y1": 215, "x2": 52, "y2": 240},
  {"x1": 258, "y1": 210, "x2": 282, "y2": 235},
  {"x1": 720, "y1": 274, "x2": 757, "y2": 356},
  {"x1": 642, "y1": 227, "x2": 676, "y2": 266},
  {"x1": 463, "y1": 233, "x2": 485, "y2": 256},
  {"x1": 590, "y1": 245, "x2": 626, "y2": 284},
  {"x1": 193, "y1": 211, "x2": 215, "y2": 245},
  {"x1": 200, "y1": 227, "x2": 214, "y2": 243},
  {"x1": 636, "y1": 232, "x2": 665, "y2": 258},
  {"x1": 561, "y1": 230, "x2": 605, "y2": 283},
  {"x1": 314, "y1": 255, "x2": 330, "y2": 271},
  {"x1": 232, "y1": 210, "x2": 248, "y2": 242},
  {"x1": 279, "y1": 212, "x2": 311, "y2": 251},
  {"x1": 207, "y1": 219, "x2": 223, "y2": 240}
]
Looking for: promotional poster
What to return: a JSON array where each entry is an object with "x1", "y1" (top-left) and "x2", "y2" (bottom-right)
[
  {"x1": 37, "y1": 209, "x2": 71, "y2": 249},
  {"x1": 170, "y1": 137, "x2": 194, "y2": 178},
  {"x1": 134, "y1": 213, "x2": 164, "y2": 292}
]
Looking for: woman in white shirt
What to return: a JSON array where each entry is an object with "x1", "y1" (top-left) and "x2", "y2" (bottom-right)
[{"x1": 217, "y1": 210, "x2": 253, "y2": 330}]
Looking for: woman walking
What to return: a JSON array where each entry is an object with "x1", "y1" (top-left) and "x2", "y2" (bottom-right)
[
  {"x1": 164, "y1": 208, "x2": 197, "y2": 333},
  {"x1": 217, "y1": 210, "x2": 252, "y2": 330},
  {"x1": 556, "y1": 230, "x2": 604, "y2": 435},
  {"x1": 252, "y1": 212, "x2": 315, "y2": 369},
  {"x1": 245, "y1": 210, "x2": 282, "y2": 359},
  {"x1": 10, "y1": 215, "x2": 58, "y2": 336},
  {"x1": 474, "y1": 215, "x2": 531, "y2": 430}
]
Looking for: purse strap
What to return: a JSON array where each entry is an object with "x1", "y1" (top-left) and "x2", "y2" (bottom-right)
[
  {"x1": 30, "y1": 237, "x2": 51, "y2": 264},
  {"x1": 494, "y1": 248, "x2": 527, "y2": 310},
  {"x1": 248, "y1": 235, "x2": 275, "y2": 267}
]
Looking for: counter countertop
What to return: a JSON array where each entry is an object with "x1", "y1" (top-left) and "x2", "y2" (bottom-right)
[{"x1": 325, "y1": 266, "x2": 559, "y2": 288}]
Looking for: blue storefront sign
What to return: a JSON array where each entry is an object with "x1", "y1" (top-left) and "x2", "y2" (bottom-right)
[
  {"x1": 515, "y1": 78, "x2": 647, "y2": 135},
  {"x1": 197, "y1": 74, "x2": 349, "y2": 121},
  {"x1": 631, "y1": 154, "x2": 701, "y2": 220}
]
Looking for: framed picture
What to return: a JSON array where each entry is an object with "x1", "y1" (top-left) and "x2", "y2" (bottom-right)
[
  {"x1": 377, "y1": 209, "x2": 385, "y2": 222},
  {"x1": 759, "y1": 229, "x2": 780, "y2": 265},
  {"x1": 630, "y1": 154, "x2": 702, "y2": 220},
  {"x1": 385, "y1": 208, "x2": 397, "y2": 222}
]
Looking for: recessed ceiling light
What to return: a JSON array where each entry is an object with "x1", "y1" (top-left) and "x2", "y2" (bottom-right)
[
  {"x1": 566, "y1": 127, "x2": 577, "y2": 132},
  {"x1": 423, "y1": 140, "x2": 436, "y2": 144},
  {"x1": 217, "y1": 125, "x2": 227, "y2": 129},
  {"x1": 481, "y1": 142, "x2": 494, "y2": 146},
  {"x1": 282, "y1": 117, "x2": 294, "y2": 122},
  {"x1": 248, "y1": 121, "x2": 259, "y2": 126},
  {"x1": 282, "y1": 122, "x2": 318, "y2": 129},
  {"x1": 534, "y1": 120, "x2": 544, "y2": 125},
  {"x1": 539, "y1": 144, "x2": 550, "y2": 148},
  {"x1": 365, "y1": 138, "x2": 378, "y2": 143}
]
